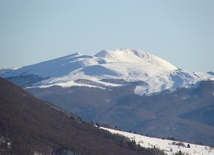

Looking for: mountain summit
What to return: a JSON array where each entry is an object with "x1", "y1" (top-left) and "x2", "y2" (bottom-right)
[
  {"x1": 95, "y1": 48, "x2": 177, "y2": 70},
  {"x1": 0, "y1": 48, "x2": 213, "y2": 95}
]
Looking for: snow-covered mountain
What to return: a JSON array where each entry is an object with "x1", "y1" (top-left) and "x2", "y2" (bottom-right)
[
  {"x1": 1, "y1": 48, "x2": 214, "y2": 146},
  {"x1": 1, "y1": 48, "x2": 213, "y2": 95}
]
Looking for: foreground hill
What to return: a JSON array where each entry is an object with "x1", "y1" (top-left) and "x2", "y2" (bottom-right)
[{"x1": 0, "y1": 77, "x2": 164, "y2": 155}]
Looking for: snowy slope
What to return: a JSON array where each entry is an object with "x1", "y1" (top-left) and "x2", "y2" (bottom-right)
[
  {"x1": 1, "y1": 48, "x2": 213, "y2": 95},
  {"x1": 95, "y1": 48, "x2": 177, "y2": 70},
  {"x1": 101, "y1": 127, "x2": 214, "y2": 155}
]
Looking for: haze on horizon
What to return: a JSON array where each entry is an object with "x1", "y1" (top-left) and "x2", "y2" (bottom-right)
[{"x1": 0, "y1": 0, "x2": 213, "y2": 72}]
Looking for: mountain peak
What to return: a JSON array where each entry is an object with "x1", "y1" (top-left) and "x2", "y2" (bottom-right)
[
  {"x1": 95, "y1": 48, "x2": 144, "y2": 58},
  {"x1": 95, "y1": 48, "x2": 177, "y2": 71}
]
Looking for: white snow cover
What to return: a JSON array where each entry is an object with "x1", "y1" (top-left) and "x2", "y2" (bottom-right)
[
  {"x1": 101, "y1": 127, "x2": 214, "y2": 155},
  {"x1": 1, "y1": 48, "x2": 214, "y2": 95},
  {"x1": 95, "y1": 48, "x2": 177, "y2": 70}
]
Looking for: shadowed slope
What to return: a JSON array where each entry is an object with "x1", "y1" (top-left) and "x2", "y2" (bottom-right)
[{"x1": 0, "y1": 77, "x2": 165, "y2": 155}]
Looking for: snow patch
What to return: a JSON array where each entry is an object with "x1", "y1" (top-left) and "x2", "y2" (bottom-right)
[{"x1": 101, "y1": 127, "x2": 214, "y2": 155}]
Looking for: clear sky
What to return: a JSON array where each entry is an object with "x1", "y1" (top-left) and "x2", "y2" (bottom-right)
[{"x1": 0, "y1": 0, "x2": 213, "y2": 72}]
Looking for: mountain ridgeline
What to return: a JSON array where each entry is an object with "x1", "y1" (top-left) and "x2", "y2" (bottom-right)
[{"x1": 1, "y1": 48, "x2": 214, "y2": 146}]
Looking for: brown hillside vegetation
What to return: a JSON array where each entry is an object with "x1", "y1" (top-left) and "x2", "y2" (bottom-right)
[{"x1": 0, "y1": 77, "x2": 165, "y2": 155}]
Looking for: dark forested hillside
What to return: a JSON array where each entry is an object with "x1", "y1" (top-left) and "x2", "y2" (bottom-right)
[{"x1": 0, "y1": 77, "x2": 165, "y2": 155}]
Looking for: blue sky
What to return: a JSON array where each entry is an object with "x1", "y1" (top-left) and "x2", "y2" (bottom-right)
[{"x1": 0, "y1": 0, "x2": 213, "y2": 72}]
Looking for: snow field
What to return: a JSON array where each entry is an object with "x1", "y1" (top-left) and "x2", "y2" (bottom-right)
[{"x1": 101, "y1": 127, "x2": 214, "y2": 155}]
